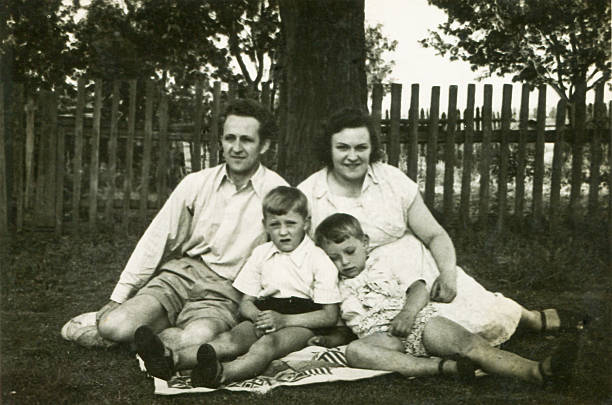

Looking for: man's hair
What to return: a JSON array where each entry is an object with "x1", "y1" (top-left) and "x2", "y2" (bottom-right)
[
  {"x1": 315, "y1": 213, "x2": 365, "y2": 246},
  {"x1": 224, "y1": 98, "x2": 277, "y2": 142},
  {"x1": 262, "y1": 186, "x2": 309, "y2": 219},
  {"x1": 315, "y1": 107, "x2": 382, "y2": 167}
]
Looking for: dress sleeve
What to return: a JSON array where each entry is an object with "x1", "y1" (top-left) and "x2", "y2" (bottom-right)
[{"x1": 110, "y1": 173, "x2": 198, "y2": 303}]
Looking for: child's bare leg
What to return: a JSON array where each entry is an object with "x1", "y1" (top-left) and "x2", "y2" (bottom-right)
[
  {"x1": 173, "y1": 321, "x2": 258, "y2": 370},
  {"x1": 345, "y1": 333, "x2": 445, "y2": 377},
  {"x1": 422, "y1": 317, "x2": 541, "y2": 383},
  {"x1": 221, "y1": 327, "x2": 313, "y2": 384}
]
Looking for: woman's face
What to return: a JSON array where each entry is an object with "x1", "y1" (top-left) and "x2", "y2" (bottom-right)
[{"x1": 330, "y1": 126, "x2": 372, "y2": 183}]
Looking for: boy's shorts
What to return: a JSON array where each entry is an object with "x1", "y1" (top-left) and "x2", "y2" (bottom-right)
[
  {"x1": 136, "y1": 257, "x2": 241, "y2": 329},
  {"x1": 254, "y1": 297, "x2": 322, "y2": 314}
]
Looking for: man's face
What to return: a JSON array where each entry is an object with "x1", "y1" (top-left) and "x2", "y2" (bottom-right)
[
  {"x1": 263, "y1": 210, "x2": 309, "y2": 253},
  {"x1": 222, "y1": 115, "x2": 270, "y2": 179}
]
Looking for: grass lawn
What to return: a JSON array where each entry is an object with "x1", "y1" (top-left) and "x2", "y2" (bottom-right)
[{"x1": 1, "y1": 215, "x2": 610, "y2": 404}]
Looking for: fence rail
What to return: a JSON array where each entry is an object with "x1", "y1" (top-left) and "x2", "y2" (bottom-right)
[{"x1": 1, "y1": 80, "x2": 610, "y2": 238}]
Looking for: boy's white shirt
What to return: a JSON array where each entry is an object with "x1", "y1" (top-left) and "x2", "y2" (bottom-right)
[{"x1": 233, "y1": 236, "x2": 342, "y2": 304}]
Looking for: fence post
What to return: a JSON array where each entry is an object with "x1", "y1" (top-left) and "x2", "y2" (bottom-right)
[
  {"x1": 0, "y1": 82, "x2": 7, "y2": 235},
  {"x1": 192, "y1": 80, "x2": 204, "y2": 172},
  {"x1": 608, "y1": 100, "x2": 612, "y2": 263},
  {"x1": 157, "y1": 90, "x2": 169, "y2": 207},
  {"x1": 55, "y1": 127, "x2": 65, "y2": 234},
  {"x1": 123, "y1": 79, "x2": 137, "y2": 230},
  {"x1": 516, "y1": 83, "x2": 530, "y2": 218},
  {"x1": 443, "y1": 85, "x2": 457, "y2": 221},
  {"x1": 209, "y1": 81, "x2": 221, "y2": 167},
  {"x1": 497, "y1": 84, "x2": 512, "y2": 232},
  {"x1": 105, "y1": 80, "x2": 120, "y2": 222},
  {"x1": 24, "y1": 97, "x2": 35, "y2": 210},
  {"x1": 12, "y1": 84, "x2": 24, "y2": 231},
  {"x1": 88, "y1": 80, "x2": 102, "y2": 227},
  {"x1": 72, "y1": 78, "x2": 85, "y2": 226},
  {"x1": 371, "y1": 84, "x2": 383, "y2": 148},
  {"x1": 550, "y1": 99, "x2": 566, "y2": 231},
  {"x1": 388, "y1": 83, "x2": 402, "y2": 169},
  {"x1": 406, "y1": 84, "x2": 418, "y2": 179},
  {"x1": 588, "y1": 83, "x2": 605, "y2": 216},
  {"x1": 479, "y1": 85, "x2": 493, "y2": 225},
  {"x1": 460, "y1": 84, "x2": 475, "y2": 226},
  {"x1": 425, "y1": 86, "x2": 439, "y2": 209},
  {"x1": 532, "y1": 85, "x2": 547, "y2": 226},
  {"x1": 569, "y1": 81, "x2": 586, "y2": 225},
  {"x1": 139, "y1": 80, "x2": 154, "y2": 223}
]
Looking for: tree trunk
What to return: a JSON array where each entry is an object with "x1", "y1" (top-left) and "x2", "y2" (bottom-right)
[{"x1": 277, "y1": 0, "x2": 367, "y2": 184}]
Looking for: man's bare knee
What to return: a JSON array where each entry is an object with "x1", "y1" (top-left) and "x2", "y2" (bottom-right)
[
  {"x1": 98, "y1": 296, "x2": 167, "y2": 342},
  {"x1": 345, "y1": 340, "x2": 369, "y2": 367},
  {"x1": 247, "y1": 334, "x2": 278, "y2": 360}
]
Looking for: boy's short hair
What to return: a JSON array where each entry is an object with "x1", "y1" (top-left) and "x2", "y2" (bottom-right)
[
  {"x1": 314, "y1": 213, "x2": 365, "y2": 246},
  {"x1": 262, "y1": 186, "x2": 309, "y2": 219},
  {"x1": 224, "y1": 98, "x2": 277, "y2": 142}
]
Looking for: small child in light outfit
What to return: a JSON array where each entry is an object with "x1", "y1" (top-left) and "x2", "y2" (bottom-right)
[
  {"x1": 314, "y1": 213, "x2": 579, "y2": 387},
  {"x1": 190, "y1": 186, "x2": 341, "y2": 387}
]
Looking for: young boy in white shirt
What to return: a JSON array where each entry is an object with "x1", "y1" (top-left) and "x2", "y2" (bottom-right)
[{"x1": 190, "y1": 186, "x2": 342, "y2": 387}]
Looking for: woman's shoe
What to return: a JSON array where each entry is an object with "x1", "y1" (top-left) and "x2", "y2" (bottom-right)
[{"x1": 539, "y1": 309, "x2": 590, "y2": 333}]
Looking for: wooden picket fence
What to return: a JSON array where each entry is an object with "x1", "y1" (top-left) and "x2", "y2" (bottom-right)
[{"x1": 1, "y1": 79, "x2": 610, "y2": 237}]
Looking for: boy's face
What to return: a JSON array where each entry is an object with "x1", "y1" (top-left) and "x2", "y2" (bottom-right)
[
  {"x1": 321, "y1": 235, "x2": 368, "y2": 279},
  {"x1": 263, "y1": 210, "x2": 309, "y2": 253}
]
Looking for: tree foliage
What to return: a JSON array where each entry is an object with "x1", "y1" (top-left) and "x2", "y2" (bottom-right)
[
  {"x1": 1, "y1": 0, "x2": 76, "y2": 90},
  {"x1": 420, "y1": 0, "x2": 611, "y2": 102}
]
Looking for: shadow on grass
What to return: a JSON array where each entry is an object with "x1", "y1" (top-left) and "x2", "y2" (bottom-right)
[{"x1": 1, "y1": 217, "x2": 610, "y2": 404}]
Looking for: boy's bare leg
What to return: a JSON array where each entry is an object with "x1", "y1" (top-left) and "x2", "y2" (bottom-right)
[
  {"x1": 422, "y1": 316, "x2": 541, "y2": 383},
  {"x1": 221, "y1": 327, "x2": 314, "y2": 384},
  {"x1": 345, "y1": 333, "x2": 444, "y2": 376},
  {"x1": 97, "y1": 295, "x2": 170, "y2": 342},
  {"x1": 171, "y1": 321, "x2": 259, "y2": 370}
]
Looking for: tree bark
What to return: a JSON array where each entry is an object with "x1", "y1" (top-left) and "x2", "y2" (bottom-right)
[{"x1": 277, "y1": 0, "x2": 367, "y2": 184}]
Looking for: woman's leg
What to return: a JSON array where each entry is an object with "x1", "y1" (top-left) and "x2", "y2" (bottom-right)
[
  {"x1": 220, "y1": 327, "x2": 314, "y2": 384},
  {"x1": 422, "y1": 317, "x2": 542, "y2": 383},
  {"x1": 345, "y1": 333, "x2": 446, "y2": 377},
  {"x1": 517, "y1": 306, "x2": 560, "y2": 332}
]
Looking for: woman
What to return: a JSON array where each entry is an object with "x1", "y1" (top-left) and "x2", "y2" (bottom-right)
[{"x1": 298, "y1": 107, "x2": 571, "y2": 342}]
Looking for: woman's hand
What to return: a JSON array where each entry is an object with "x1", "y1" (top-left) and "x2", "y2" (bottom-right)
[
  {"x1": 430, "y1": 271, "x2": 457, "y2": 303},
  {"x1": 255, "y1": 310, "x2": 286, "y2": 333},
  {"x1": 390, "y1": 310, "x2": 415, "y2": 337}
]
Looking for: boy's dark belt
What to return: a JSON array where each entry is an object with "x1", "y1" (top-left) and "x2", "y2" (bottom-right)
[{"x1": 254, "y1": 297, "x2": 322, "y2": 314}]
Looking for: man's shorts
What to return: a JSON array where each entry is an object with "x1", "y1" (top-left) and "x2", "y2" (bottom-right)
[{"x1": 136, "y1": 257, "x2": 241, "y2": 329}]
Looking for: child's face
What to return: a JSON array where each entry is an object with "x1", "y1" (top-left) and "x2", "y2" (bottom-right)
[
  {"x1": 321, "y1": 235, "x2": 368, "y2": 279},
  {"x1": 263, "y1": 210, "x2": 309, "y2": 253}
]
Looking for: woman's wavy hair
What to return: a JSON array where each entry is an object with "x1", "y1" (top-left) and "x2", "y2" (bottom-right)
[{"x1": 315, "y1": 107, "x2": 382, "y2": 167}]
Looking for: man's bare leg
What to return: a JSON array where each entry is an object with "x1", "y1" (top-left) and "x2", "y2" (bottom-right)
[{"x1": 97, "y1": 295, "x2": 170, "y2": 342}]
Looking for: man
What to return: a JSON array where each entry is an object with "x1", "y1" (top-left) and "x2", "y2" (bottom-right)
[{"x1": 97, "y1": 98, "x2": 288, "y2": 377}]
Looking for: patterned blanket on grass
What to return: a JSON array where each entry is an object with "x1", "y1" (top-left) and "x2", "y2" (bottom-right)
[{"x1": 137, "y1": 345, "x2": 393, "y2": 395}]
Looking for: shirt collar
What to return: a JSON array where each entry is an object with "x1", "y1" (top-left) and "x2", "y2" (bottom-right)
[
  {"x1": 215, "y1": 163, "x2": 266, "y2": 197},
  {"x1": 264, "y1": 235, "x2": 313, "y2": 267},
  {"x1": 313, "y1": 164, "x2": 379, "y2": 199}
]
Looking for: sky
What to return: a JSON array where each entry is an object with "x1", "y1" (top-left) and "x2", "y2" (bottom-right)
[{"x1": 364, "y1": 0, "x2": 606, "y2": 117}]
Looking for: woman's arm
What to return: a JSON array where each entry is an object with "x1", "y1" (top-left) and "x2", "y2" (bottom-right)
[
  {"x1": 390, "y1": 280, "x2": 429, "y2": 337},
  {"x1": 255, "y1": 304, "x2": 339, "y2": 332},
  {"x1": 406, "y1": 193, "x2": 457, "y2": 302}
]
